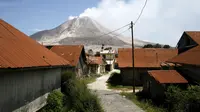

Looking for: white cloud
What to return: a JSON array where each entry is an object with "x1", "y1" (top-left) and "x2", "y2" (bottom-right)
[
  {"x1": 29, "y1": 28, "x2": 43, "y2": 32},
  {"x1": 70, "y1": 0, "x2": 200, "y2": 46},
  {"x1": 68, "y1": 16, "x2": 78, "y2": 20}
]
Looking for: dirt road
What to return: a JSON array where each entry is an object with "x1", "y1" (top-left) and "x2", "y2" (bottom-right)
[{"x1": 88, "y1": 72, "x2": 144, "y2": 112}]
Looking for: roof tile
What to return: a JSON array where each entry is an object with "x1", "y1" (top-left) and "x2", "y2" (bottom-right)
[
  {"x1": 167, "y1": 45, "x2": 200, "y2": 66},
  {"x1": 118, "y1": 48, "x2": 178, "y2": 68},
  {"x1": 51, "y1": 45, "x2": 84, "y2": 66},
  {"x1": 0, "y1": 19, "x2": 69, "y2": 68},
  {"x1": 148, "y1": 70, "x2": 188, "y2": 83},
  {"x1": 185, "y1": 31, "x2": 200, "y2": 44}
]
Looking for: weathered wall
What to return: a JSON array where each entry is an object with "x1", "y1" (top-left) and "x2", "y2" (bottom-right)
[
  {"x1": 88, "y1": 64, "x2": 98, "y2": 74},
  {"x1": 121, "y1": 68, "x2": 143, "y2": 86},
  {"x1": 121, "y1": 68, "x2": 160, "y2": 86},
  {"x1": 0, "y1": 67, "x2": 61, "y2": 112},
  {"x1": 149, "y1": 78, "x2": 164, "y2": 99},
  {"x1": 100, "y1": 65, "x2": 106, "y2": 74},
  {"x1": 76, "y1": 53, "x2": 88, "y2": 77},
  {"x1": 177, "y1": 66, "x2": 200, "y2": 84}
]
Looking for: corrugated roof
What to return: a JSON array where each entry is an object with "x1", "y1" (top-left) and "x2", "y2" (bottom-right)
[
  {"x1": 87, "y1": 56, "x2": 103, "y2": 65},
  {"x1": 51, "y1": 45, "x2": 84, "y2": 66},
  {"x1": 185, "y1": 31, "x2": 200, "y2": 44},
  {"x1": 118, "y1": 48, "x2": 178, "y2": 68},
  {"x1": 167, "y1": 45, "x2": 200, "y2": 66},
  {"x1": 0, "y1": 19, "x2": 69, "y2": 68},
  {"x1": 148, "y1": 70, "x2": 188, "y2": 84}
]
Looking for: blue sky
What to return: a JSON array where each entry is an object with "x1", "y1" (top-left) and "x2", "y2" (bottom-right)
[
  {"x1": 0, "y1": 0, "x2": 99, "y2": 35},
  {"x1": 1, "y1": 0, "x2": 200, "y2": 46}
]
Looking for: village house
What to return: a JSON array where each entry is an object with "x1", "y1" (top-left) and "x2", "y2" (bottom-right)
[
  {"x1": 177, "y1": 31, "x2": 200, "y2": 54},
  {"x1": 100, "y1": 47, "x2": 116, "y2": 72},
  {"x1": 166, "y1": 31, "x2": 200, "y2": 85},
  {"x1": 143, "y1": 70, "x2": 188, "y2": 101},
  {"x1": 87, "y1": 56, "x2": 106, "y2": 75},
  {"x1": 117, "y1": 48, "x2": 178, "y2": 85},
  {"x1": 167, "y1": 45, "x2": 200, "y2": 85},
  {"x1": 51, "y1": 45, "x2": 88, "y2": 77},
  {"x1": 0, "y1": 19, "x2": 70, "y2": 112}
]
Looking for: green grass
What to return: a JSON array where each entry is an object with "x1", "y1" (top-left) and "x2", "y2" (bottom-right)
[
  {"x1": 120, "y1": 92, "x2": 167, "y2": 112},
  {"x1": 82, "y1": 74, "x2": 101, "y2": 84},
  {"x1": 107, "y1": 83, "x2": 143, "y2": 91},
  {"x1": 107, "y1": 83, "x2": 133, "y2": 91}
]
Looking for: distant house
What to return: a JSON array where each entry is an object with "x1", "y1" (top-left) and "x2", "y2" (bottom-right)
[
  {"x1": 87, "y1": 56, "x2": 106, "y2": 74},
  {"x1": 177, "y1": 31, "x2": 200, "y2": 54},
  {"x1": 0, "y1": 19, "x2": 69, "y2": 112},
  {"x1": 143, "y1": 70, "x2": 188, "y2": 101},
  {"x1": 51, "y1": 45, "x2": 88, "y2": 77},
  {"x1": 118, "y1": 48, "x2": 178, "y2": 85},
  {"x1": 100, "y1": 47, "x2": 116, "y2": 71}
]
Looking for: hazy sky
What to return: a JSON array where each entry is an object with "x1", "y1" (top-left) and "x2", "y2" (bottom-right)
[{"x1": 1, "y1": 0, "x2": 200, "y2": 46}]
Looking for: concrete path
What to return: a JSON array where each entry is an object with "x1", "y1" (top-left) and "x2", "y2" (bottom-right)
[{"x1": 88, "y1": 71, "x2": 144, "y2": 112}]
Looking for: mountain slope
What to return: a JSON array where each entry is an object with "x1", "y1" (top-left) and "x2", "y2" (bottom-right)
[{"x1": 30, "y1": 17, "x2": 151, "y2": 50}]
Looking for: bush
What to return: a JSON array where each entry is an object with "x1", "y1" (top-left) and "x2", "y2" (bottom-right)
[
  {"x1": 39, "y1": 90, "x2": 64, "y2": 112},
  {"x1": 165, "y1": 85, "x2": 200, "y2": 112},
  {"x1": 61, "y1": 72, "x2": 103, "y2": 112},
  {"x1": 143, "y1": 44, "x2": 154, "y2": 48},
  {"x1": 107, "y1": 72, "x2": 122, "y2": 85},
  {"x1": 163, "y1": 45, "x2": 170, "y2": 48}
]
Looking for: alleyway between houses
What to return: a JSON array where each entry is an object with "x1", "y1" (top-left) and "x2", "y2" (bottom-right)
[{"x1": 87, "y1": 70, "x2": 144, "y2": 112}]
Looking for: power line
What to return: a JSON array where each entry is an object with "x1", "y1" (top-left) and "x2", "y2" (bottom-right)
[
  {"x1": 133, "y1": 0, "x2": 148, "y2": 25},
  {"x1": 112, "y1": 27, "x2": 130, "y2": 38},
  {"x1": 97, "y1": 23, "x2": 130, "y2": 38}
]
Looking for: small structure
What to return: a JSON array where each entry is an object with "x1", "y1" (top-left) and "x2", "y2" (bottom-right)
[
  {"x1": 143, "y1": 70, "x2": 188, "y2": 100},
  {"x1": 0, "y1": 19, "x2": 69, "y2": 112},
  {"x1": 51, "y1": 45, "x2": 88, "y2": 77},
  {"x1": 118, "y1": 48, "x2": 178, "y2": 85},
  {"x1": 100, "y1": 47, "x2": 116, "y2": 72},
  {"x1": 87, "y1": 56, "x2": 106, "y2": 74}
]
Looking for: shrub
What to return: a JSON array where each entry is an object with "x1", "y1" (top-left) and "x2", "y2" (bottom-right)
[
  {"x1": 163, "y1": 45, "x2": 170, "y2": 48},
  {"x1": 165, "y1": 85, "x2": 200, "y2": 112},
  {"x1": 39, "y1": 90, "x2": 64, "y2": 112},
  {"x1": 61, "y1": 72, "x2": 103, "y2": 112},
  {"x1": 107, "y1": 72, "x2": 122, "y2": 86}
]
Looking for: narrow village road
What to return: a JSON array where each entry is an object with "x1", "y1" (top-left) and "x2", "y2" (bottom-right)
[{"x1": 87, "y1": 71, "x2": 144, "y2": 112}]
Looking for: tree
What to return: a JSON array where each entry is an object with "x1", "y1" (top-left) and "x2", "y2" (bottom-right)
[
  {"x1": 154, "y1": 43, "x2": 162, "y2": 48},
  {"x1": 143, "y1": 44, "x2": 154, "y2": 48},
  {"x1": 163, "y1": 44, "x2": 171, "y2": 48}
]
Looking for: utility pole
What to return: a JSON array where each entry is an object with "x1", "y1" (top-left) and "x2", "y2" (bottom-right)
[{"x1": 131, "y1": 21, "x2": 135, "y2": 94}]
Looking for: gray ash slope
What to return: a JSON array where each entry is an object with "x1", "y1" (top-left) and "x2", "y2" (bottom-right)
[{"x1": 30, "y1": 16, "x2": 151, "y2": 51}]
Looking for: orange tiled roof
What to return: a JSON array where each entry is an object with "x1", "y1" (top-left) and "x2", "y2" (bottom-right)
[
  {"x1": 118, "y1": 48, "x2": 178, "y2": 68},
  {"x1": 167, "y1": 45, "x2": 200, "y2": 66},
  {"x1": 87, "y1": 56, "x2": 103, "y2": 65},
  {"x1": 148, "y1": 70, "x2": 188, "y2": 83},
  {"x1": 185, "y1": 31, "x2": 200, "y2": 44},
  {"x1": 0, "y1": 19, "x2": 69, "y2": 68},
  {"x1": 51, "y1": 45, "x2": 84, "y2": 66}
]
